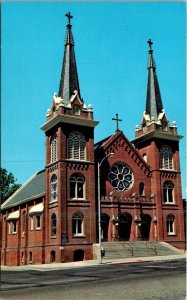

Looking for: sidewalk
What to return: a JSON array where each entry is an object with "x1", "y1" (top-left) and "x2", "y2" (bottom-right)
[{"x1": 1, "y1": 253, "x2": 186, "y2": 272}]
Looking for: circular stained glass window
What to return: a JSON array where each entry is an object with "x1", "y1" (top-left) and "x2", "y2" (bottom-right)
[{"x1": 108, "y1": 162, "x2": 133, "y2": 191}]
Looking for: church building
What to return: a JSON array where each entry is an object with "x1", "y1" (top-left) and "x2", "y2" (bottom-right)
[{"x1": 1, "y1": 13, "x2": 185, "y2": 266}]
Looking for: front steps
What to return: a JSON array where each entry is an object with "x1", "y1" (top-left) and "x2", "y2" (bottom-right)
[{"x1": 100, "y1": 241, "x2": 182, "y2": 260}]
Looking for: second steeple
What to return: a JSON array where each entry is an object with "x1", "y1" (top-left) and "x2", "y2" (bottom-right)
[{"x1": 58, "y1": 12, "x2": 81, "y2": 104}]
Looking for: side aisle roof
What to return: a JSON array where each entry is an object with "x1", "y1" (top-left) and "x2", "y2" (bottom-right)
[{"x1": 1, "y1": 170, "x2": 45, "y2": 211}]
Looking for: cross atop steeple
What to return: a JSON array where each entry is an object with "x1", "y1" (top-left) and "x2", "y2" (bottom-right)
[
  {"x1": 65, "y1": 12, "x2": 73, "y2": 25},
  {"x1": 147, "y1": 39, "x2": 153, "y2": 51},
  {"x1": 112, "y1": 113, "x2": 122, "y2": 132}
]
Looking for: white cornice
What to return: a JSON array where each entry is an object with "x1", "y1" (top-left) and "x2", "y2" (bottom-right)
[{"x1": 41, "y1": 114, "x2": 99, "y2": 132}]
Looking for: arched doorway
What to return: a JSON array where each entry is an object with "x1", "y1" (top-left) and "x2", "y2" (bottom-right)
[
  {"x1": 74, "y1": 249, "x2": 84, "y2": 262},
  {"x1": 140, "y1": 214, "x2": 152, "y2": 240},
  {"x1": 101, "y1": 213, "x2": 110, "y2": 241},
  {"x1": 118, "y1": 213, "x2": 132, "y2": 241}
]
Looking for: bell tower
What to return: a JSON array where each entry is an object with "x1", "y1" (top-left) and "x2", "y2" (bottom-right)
[
  {"x1": 132, "y1": 40, "x2": 185, "y2": 249},
  {"x1": 41, "y1": 13, "x2": 99, "y2": 263}
]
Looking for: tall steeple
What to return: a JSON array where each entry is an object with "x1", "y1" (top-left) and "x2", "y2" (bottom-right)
[
  {"x1": 58, "y1": 12, "x2": 81, "y2": 104},
  {"x1": 145, "y1": 39, "x2": 163, "y2": 121}
]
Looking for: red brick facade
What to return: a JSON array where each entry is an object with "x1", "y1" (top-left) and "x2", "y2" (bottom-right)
[{"x1": 0, "y1": 20, "x2": 185, "y2": 266}]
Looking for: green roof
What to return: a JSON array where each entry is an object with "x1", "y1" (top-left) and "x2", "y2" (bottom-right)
[{"x1": 1, "y1": 170, "x2": 45, "y2": 210}]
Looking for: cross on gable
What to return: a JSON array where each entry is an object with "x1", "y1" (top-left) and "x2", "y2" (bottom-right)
[
  {"x1": 112, "y1": 113, "x2": 122, "y2": 132},
  {"x1": 65, "y1": 12, "x2": 73, "y2": 25}
]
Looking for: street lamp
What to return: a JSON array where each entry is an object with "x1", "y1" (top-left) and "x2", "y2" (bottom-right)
[{"x1": 98, "y1": 152, "x2": 114, "y2": 263}]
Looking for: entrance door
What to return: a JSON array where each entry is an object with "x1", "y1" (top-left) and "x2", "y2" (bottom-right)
[
  {"x1": 118, "y1": 213, "x2": 132, "y2": 241},
  {"x1": 140, "y1": 214, "x2": 152, "y2": 240}
]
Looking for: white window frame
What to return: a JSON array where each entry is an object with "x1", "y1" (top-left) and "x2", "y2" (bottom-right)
[
  {"x1": 70, "y1": 173, "x2": 85, "y2": 199},
  {"x1": 51, "y1": 136, "x2": 58, "y2": 163},
  {"x1": 51, "y1": 213, "x2": 57, "y2": 237},
  {"x1": 50, "y1": 174, "x2": 58, "y2": 202},
  {"x1": 167, "y1": 215, "x2": 175, "y2": 235},
  {"x1": 160, "y1": 145, "x2": 173, "y2": 170},
  {"x1": 68, "y1": 132, "x2": 86, "y2": 160},
  {"x1": 72, "y1": 212, "x2": 84, "y2": 236},
  {"x1": 35, "y1": 215, "x2": 41, "y2": 230},
  {"x1": 12, "y1": 221, "x2": 17, "y2": 234},
  {"x1": 163, "y1": 181, "x2": 174, "y2": 204}
]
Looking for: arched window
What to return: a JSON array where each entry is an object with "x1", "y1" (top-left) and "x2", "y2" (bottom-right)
[
  {"x1": 51, "y1": 174, "x2": 57, "y2": 201},
  {"x1": 166, "y1": 215, "x2": 175, "y2": 235},
  {"x1": 139, "y1": 182, "x2": 145, "y2": 196},
  {"x1": 160, "y1": 145, "x2": 173, "y2": 169},
  {"x1": 72, "y1": 212, "x2": 84, "y2": 236},
  {"x1": 68, "y1": 132, "x2": 86, "y2": 160},
  {"x1": 51, "y1": 136, "x2": 57, "y2": 163},
  {"x1": 143, "y1": 153, "x2": 147, "y2": 163},
  {"x1": 51, "y1": 213, "x2": 57, "y2": 237},
  {"x1": 70, "y1": 173, "x2": 85, "y2": 199},
  {"x1": 163, "y1": 181, "x2": 174, "y2": 203}
]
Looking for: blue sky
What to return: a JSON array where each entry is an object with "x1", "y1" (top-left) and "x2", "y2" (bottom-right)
[{"x1": 2, "y1": 2, "x2": 186, "y2": 197}]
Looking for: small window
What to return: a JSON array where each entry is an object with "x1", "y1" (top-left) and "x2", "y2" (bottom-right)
[
  {"x1": 139, "y1": 182, "x2": 145, "y2": 196},
  {"x1": 160, "y1": 145, "x2": 173, "y2": 169},
  {"x1": 163, "y1": 181, "x2": 174, "y2": 203},
  {"x1": 70, "y1": 173, "x2": 85, "y2": 199},
  {"x1": 51, "y1": 135, "x2": 58, "y2": 163},
  {"x1": 143, "y1": 153, "x2": 147, "y2": 163},
  {"x1": 51, "y1": 213, "x2": 57, "y2": 237},
  {"x1": 167, "y1": 215, "x2": 175, "y2": 235},
  {"x1": 73, "y1": 104, "x2": 80, "y2": 115},
  {"x1": 72, "y1": 212, "x2": 84, "y2": 236},
  {"x1": 12, "y1": 221, "x2": 17, "y2": 234},
  {"x1": 36, "y1": 215, "x2": 41, "y2": 229},
  {"x1": 51, "y1": 174, "x2": 57, "y2": 202}
]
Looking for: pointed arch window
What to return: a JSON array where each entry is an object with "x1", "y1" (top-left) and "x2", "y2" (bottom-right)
[
  {"x1": 51, "y1": 213, "x2": 57, "y2": 237},
  {"x1": 70, "y1": 173, "x2": 85, "y2": 199},
  {"x1": 72, "y1": 212, "x2": 84, "y2": 236},
  {"x1": 51, "y1": 136, "x2": 58, "y2": 163},
  {"x1": 163, "y1": 181, "x2": 174, "y2": 203},
  {"x1": 68, "y1": 132, "x2": 86, "y2": 160},
  {"x1": 160, "y1": 145, "x2": 173, "y2": 169},
  {"x1": 166, "y1": 215, "x2": 175, "y2": 235},
  {"x1": 51, "y1": 174, "x2": 57, "y2": 202}
]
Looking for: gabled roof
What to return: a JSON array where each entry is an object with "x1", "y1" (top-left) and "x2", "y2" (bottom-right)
[
  {"x1": 95, "y1": 130, "x2": 151, "y2": 175},
  {"x1": 1, "y1": 170, "x2": 45, "y2": 211}
]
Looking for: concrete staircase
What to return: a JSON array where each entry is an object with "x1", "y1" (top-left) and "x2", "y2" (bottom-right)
[{"x1": 101, "y1": 241, "x2": 182, "y2": 260}]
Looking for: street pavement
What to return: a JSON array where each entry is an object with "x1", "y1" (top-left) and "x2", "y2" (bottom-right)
[{"x1": 1, "y1": 252, "x2": 186, "y2": 272}]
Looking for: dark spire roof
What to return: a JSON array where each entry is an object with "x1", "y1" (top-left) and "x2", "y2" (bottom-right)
[
  {"x1": 58, "y1": 12, "x2": 81, "y2": 103},
  {"x1": 145, "y1": 39, "x2": 163, "y2": 120}
]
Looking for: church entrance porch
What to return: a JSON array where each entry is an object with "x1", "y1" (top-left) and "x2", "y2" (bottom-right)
[
  {"x1": 139, "y1": 214, "x2": 152, "y2": 241},
  {"x1": 117, "y1": 213, "x2": 132, "y2": 241}
]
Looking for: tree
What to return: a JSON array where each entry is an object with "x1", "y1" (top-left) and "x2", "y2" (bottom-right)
[{"x1": 0, "y1": 168, "x2": 21, "y2": 204}]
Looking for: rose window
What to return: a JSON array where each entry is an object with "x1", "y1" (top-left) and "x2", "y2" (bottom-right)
[{"x1": 108, "y1": 163, "x2": 133, "y2": 191}]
